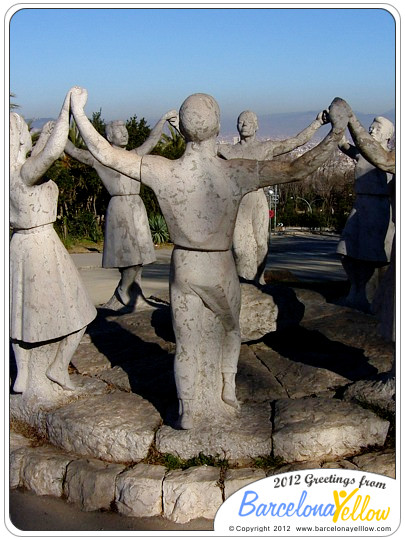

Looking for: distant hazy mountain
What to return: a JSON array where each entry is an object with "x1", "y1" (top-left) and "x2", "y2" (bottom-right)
[{"x1": 29, "y1": 109, "x2": 395, "y2": 140}]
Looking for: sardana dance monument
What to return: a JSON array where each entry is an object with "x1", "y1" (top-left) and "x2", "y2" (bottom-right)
[{"x1": 70, "y1": 87, "x2": 350, "y2": 429}]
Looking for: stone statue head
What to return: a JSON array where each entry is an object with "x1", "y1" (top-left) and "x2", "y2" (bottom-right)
[
  {"x1": 179, "y1": 93, "x2": 220, "y2": 143},
  {"x1": 10, "y1": 112, "x2": 32, "y2": 164},
  {"x1": 369, "y1": 116, "x2": 394, "y2": 146},
  {"x1": 106, "y1": 120, "x2": 129, "y2": 147},
  {"x1": 237, "y1": 110, "x2": 258, "y2": 139}
]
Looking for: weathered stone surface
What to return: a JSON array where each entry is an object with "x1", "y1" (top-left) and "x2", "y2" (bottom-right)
[
  {"x1": 10, "y1": 374, "x2": 109, "y2": 436},
  {"x1": 239, "y1": 284, "x2": 277, "y2": 341},
  {"x1": 321, "y1": 459, "x2": 359, "y2": 470},
  {"x1": 224, "y1": 468, "x2": 266, "y2": 499},
  {"x1": 115, "y1": 463, "x2": 166, "y2": 517},
  {"x1": 9, "y1": 447, "x2": 27, "y2": 489},
  {"x1": 96, "y1": 365, "x2": 131, "y2": 392},
  {"x1": 268, "y1": 460, "x2": 322, "y2": 475},
  {"x1": 352, "y1": 450, "x2": 395, "y2": 478},
  {"x1": 19, "y1": 446, "x2": 73, "y2": 497},
  {"x1": 46, "y1": 392, "x2": 161, "y2": 462},
  {"x1": 65, "y1": 458, "x2": 125, "y2": 511},
  {"x1": 10, "y1": 430, "x2": 33, "y2": 452},
  {"x1": 343, "y1": 377, "x2": 395, "y2": 414},
  {"x1": 163, "y1": 466, "x2": 222, "y2": 523},
  {"x1": 251, "y1": 343, "x2": 350, "y2": 399},
  {"x1": 236, "y1": 345, "x2": 287, "y2": 403},
  {"x1": 301, "y1": 308, "x2": 394, "y2": 374},
  {"x1": 156, "y1": 403, "x2": 272, "y2": 460},
  {"x1": 273, "y1": 397, "x2": 390, "y2": 462},
  {"x1": 70, "y1": 343, "x2": 111, "y2": 375},
  {"x1": 295, "y1": 288, "x2": 346, "y2": 323}
]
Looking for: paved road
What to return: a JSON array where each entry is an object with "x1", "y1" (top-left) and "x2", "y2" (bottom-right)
[{"x1": 73, "y1": 232, "x2": 346, "y2": 306}]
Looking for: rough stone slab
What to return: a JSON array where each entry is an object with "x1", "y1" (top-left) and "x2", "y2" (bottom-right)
[
  {"x1": 19, "y1": 446, "x2": 73, "y2": 497},
  {"x1": 9, "y1": 447, "x2": 27, "y2": 489},
  {"x1": 268, "y1": 460, "x2": 322, "y2": 476},
  {"x1": 239, "y1": 284, "x2": 277, "y2": 341},
  {"x1": 65, "y1": 458, "x2": 125, "y2": 511},
  {"x1": 301, "y1": 308, "x2": 394, "y2": 374},
  {"x1": 236, "y1": 345, "x2": 287, "y2": 403},
  {"x1": 343, "y1": 377, "x2": 396, "y2": 414},
  {"x1": 224, "y1": 468, "x2": 266, "y2": 500},
  {"x1": 163, "y1": 466, "x2": 222, "y2": 523},
  {"x1": 115, "y1": 463, "x2": 166, "y2": 517},
  {"x1": 96, "y1": 365, "x2": 131, "y2": 392},
  {"x1": 10, "y1": 374, "x2": 109, "y2": 436},
  {"x1": 46, "y1": 392, "x2": 162, "y2": 462},
  {"x1": 352, "y1": 450, "x2": 395, "y2": 478},
  {"x1": 273, "y1": 397, "x2": 390, "y2": 463},
  {"x1": 251, "y1": 343, "x2": 350, "y2": 399},
  {"x1": 10, "y1": 430, "x2": 33, "y2": 452},
  {"x1": 156, "y1": 403, "x2": 272, "y2": 460},
  {"x1": 294, "y1": 288, "x2": 347, "y2": 323},
  {"x1": 321, "y1": 459, "x2": 359, "y2": 470},
  {"x1": 71, "y1": 343, "x2": 111, "y2": 375}
]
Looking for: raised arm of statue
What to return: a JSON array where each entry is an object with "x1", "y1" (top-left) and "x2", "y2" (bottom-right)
[
  {"x1": 133, "y1": 109, "x2": 179, "y2": 156},
  {"x1": 20, "y1": 89, "x2": 72, "y2": 187},
  {"x1": 256, "y1": 98, "x2": 349, "y2": 188},
  {"x1": 348, "y1": 110, "x2": 395, "y2": 174},
  {"x1": 271, "y1": 110, "x2": 328, "y2": 157},
  {"x1": 64, "y1": 139, "x2": 95, "y2": 167},
  {"x1": 70, "y1": 87, "x2": 141, "y2": 179}
]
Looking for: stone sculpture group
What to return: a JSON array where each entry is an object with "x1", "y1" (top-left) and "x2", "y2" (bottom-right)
[{"x1": 10, "y1": 87, "x2": 395, "y2": 431}]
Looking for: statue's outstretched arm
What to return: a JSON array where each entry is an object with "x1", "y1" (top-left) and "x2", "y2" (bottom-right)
[
  {"x1": 256, "y1": 98, "x2": 349, "y2": 187},
  {"x1": 134, "y1": 110, "x2": 179, "y2": 156},
  {"x1": 348, "y1": 110, "x2": 395, "y2": 173},
  {"x1": 71, "y1": 87, "x2": 141, "y2": 179},
  {"x1": 21, "y1": 90, "x2": 72, "y2": 186},
  {"x1": 64, "y1": 139, "x2": 95, "y2": 167},
  {"x1": 271, "y1": 111, "x2": 328, "y2": 157}
]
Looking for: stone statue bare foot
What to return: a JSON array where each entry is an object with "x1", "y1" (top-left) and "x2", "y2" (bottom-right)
[
  {"x1": 222, "y1": 373, "x2": 240, "y2": 409},
  {"x1": 177, "y1": 399, "x2": 194, "y2": 430},
  {"x1": 46, "y1": 366, "x2": 76, "y2": 391}
]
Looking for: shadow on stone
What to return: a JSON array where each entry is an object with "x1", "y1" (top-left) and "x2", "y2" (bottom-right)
[
  {"x1": 87, "y1": 308, "x2": 177, "y2": 422},
  {"x1": 262, "y1": 325, "x2": 379, "y2": 382}
]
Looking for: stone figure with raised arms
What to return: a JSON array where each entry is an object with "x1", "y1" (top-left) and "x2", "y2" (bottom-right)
[
  {"x1": 70, "y1": 86, "x2": 350, "y2": 429},
  {"x1": 336, "y1": 114, "x2": 394, "y2": 314},
  {"x1": 218, "y1": 110, "x2": 327, "y2": 284},
  {"x1": 10, "y1": 88, "x2": 97, "y2": 403},
  {"x1": 65, "y1": 111, "x2": 178, "y2": 311}
]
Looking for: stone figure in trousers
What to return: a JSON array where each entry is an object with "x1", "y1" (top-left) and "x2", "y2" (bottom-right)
[
  {"x1": 71, "y1": 87, "x2": 349, "y2": 429},
  {"x1": 218, "y1": 110, "x2": 328, "y2": 284},
  {"x1": 65, "y1": 111, "x2": 178, "y2": 311},
  {"x1": 336, "y1": 115, "x2": 395, "y2": 314},
  {"x1": 10, "y1": 89, "x2": 97, "y2": 402}
]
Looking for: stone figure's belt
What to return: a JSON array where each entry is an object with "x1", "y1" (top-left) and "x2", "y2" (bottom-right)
[
  {"x1": 174, "y1": 244, "x2": 231, "y2": 252},
  {"x1": 13, "y1": 223, "x2": 54, "y2": 234}
]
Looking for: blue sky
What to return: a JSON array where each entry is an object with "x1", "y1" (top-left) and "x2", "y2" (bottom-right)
[{"x1": 8, "y1": 5, "x2": 397, "y2": 126}]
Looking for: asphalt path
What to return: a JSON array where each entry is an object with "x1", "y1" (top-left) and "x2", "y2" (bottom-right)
[{"x1": 73, "y1": 232, "x2": 346, "y2": 306}]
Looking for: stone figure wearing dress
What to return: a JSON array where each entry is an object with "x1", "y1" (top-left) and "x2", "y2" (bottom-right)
[
  {"x1": 10, "y1": 91, "x2": 96, "y2": 402},
  {"x1": 65, "y1": 112, "x2": 178, "y2": 311},
  {"x1": 337, "y1": 116, "x2": 394, "y2": 313}
]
